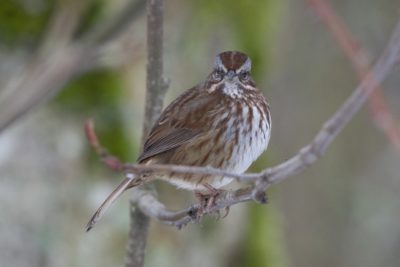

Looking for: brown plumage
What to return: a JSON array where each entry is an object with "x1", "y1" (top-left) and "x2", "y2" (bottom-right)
[{"x1": 86, "y1": 51, "x2": 271, "y2": 231}]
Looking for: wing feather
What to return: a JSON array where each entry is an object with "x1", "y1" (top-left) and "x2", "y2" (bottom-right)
[
  {"x1": 137, "y1": 85, "x2": 220, "y2": 163},
  {"x1": 137, "y1": 127, "x2": 201, "y2": 162}
]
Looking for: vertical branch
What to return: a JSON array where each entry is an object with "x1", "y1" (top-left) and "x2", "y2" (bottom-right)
[
  {"x1": 125, "y1": 1, "x2": 168, "y2": 267},
  {"x1": 142, "y1": 0, "x2": 169, "y2": 141}
]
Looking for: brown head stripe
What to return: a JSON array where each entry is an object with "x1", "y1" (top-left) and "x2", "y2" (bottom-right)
[{"x1": 218, "y1": 51, "x2": 249, "y2": 71}]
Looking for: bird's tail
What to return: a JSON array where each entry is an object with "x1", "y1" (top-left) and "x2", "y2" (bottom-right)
[{"x1": 86, "y1": 175, "x2": 143, "y2": 231}]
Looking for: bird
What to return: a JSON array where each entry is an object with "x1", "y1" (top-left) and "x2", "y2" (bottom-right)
[{"x1": 86, "y1": 51, "x2": 271, "y2": 231}]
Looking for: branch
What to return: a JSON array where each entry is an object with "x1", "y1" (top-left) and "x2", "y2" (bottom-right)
[
  {"x1": 125, "y1": 1, "x2": 169, "y2": 267},
  {"x1": 85, "y1": 120, "x2": 124, "y2": 171},
  {"x1": 0, "y1": 45, "x2": 92, "y2": 133},
  {"x1": 86, "y1": 120, "x2": 261, "y2": 229},
  {"x1": 142, "y1": 0, "x2": 169, "y2": 141},
  {"x1": 308, "y1": 0, "x2": 400, "y2": 149}
]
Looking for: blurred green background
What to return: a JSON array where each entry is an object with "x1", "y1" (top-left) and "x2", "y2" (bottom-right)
[{"x1": 0, "y1": 0, "x2": 400, "y2": 266}]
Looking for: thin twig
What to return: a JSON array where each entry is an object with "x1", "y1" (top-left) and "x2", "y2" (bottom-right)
[
  {"x1": 308, "y1": 0, "x2": 400, "y2": 149},
  {"x1": 85, "y1": 120, "x2": 124, "y2": 171}
]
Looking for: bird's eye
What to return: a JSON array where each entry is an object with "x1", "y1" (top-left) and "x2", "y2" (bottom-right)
[
  {"x1": 239, "y1": 71, "x2": 250, "y2": 81},
  {"x1": 212, "y1": 71, "x2": 223, "y2": 81}
]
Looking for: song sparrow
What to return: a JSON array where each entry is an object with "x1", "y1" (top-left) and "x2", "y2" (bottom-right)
[{"x1": 86, "y1": 51, "x2": 271, "y2": 230}]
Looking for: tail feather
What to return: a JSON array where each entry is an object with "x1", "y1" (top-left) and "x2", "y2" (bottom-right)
[{"x1": 86, "y1": 175, "x2": 142, "y2": 232}]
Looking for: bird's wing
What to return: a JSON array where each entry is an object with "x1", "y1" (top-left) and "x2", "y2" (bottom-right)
[
  {"x1": 137, "y1": 127, "x2": 202, "y2": 162},
  {"x1": 137, "y1": 85, "x2": 220, "y2": 163}
]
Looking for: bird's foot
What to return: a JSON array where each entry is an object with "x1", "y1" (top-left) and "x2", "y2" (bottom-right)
[{"x1": 193, "y1": 183, "x2": 224, "y2": 219}]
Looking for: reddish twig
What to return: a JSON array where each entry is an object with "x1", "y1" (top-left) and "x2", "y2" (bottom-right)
[
  {"x1": 84, "y1": 119, "x2": 124, "y2": 171},
  {"x1": 308, "y1": 0, "x2": 400, "y2": 149}
]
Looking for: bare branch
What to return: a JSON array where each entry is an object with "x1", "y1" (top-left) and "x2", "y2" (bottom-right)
[
  {"x1": 142, "y1": 0, "x2": 169, "y2": 141},
  {"x1": 125, "y1": 1, "x2": 169, "y2": 267},
  {"x1": 308, "y1": 0, "x2": 400, "y2": 149},
  {"x1": 0, "y1": 45, "x2": 94, "y2": 133},
  {"x1": 85, "y1": 119, "x2": 124, "y2": 171}
]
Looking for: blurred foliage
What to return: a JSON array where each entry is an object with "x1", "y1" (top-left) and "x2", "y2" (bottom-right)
[
  {"x1": 54, "y1": 69, "x2": 133, "y2": 161},
  {"x1": 0, "y1": 0, "x2": 110, "y2": 46},
  {"x1": 74, "y1": 0, "x2": 106, "y2": 39},
  {"x1": 0, "y1": 0, "x2": 53, "y2": 47},
  {"x1": 240, "y1": 204, "x2": 287, "y2": 267},
  {"x1": 0, "y1": 0, "x2": 135, "y2": 168},
  {"x1": 190, "y1": 0, "x2": 282, "y2": 79}
]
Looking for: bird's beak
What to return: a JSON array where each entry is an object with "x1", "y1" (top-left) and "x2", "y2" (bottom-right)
[{"x1": 227, "y1": 70, "x2": 235, "y2": 81}]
